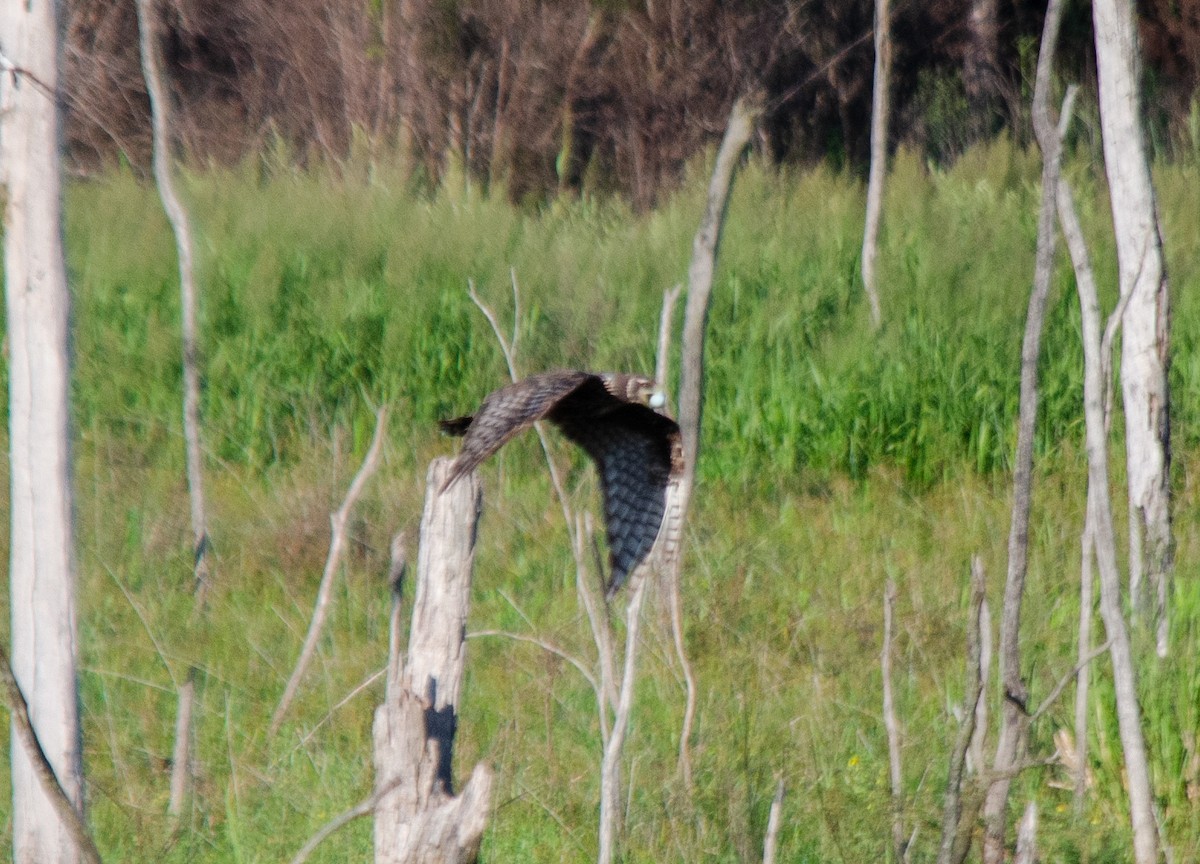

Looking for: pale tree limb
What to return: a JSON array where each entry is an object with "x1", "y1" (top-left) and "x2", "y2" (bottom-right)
[
  {"x1": 469, "y1": 630, "x2": 602, "y2": 711},
  {"x1": 654, "y1": 282, "x2": 696, "y2": 791},
  {"x1": 671, "y1": 94, "x2": 759, "y2": 795},
  {"x1": 859, "y1": 0, "x2": 890, "y2": 329},
  {"x1": 981, "y1": 6, "x2": 1073, "y2": 857},
  {"x1": 881, "y1": 579, "x2": 906, "y2": 863},
  {"x1": 1057, "y1": 146, "x2": 1159, "y2": 864},
  {"x1": 656, "y1": 284, "x2": 683, "y2": 391},
  {"x1": 936, "y1": 557, "x2": 987, "y2": 864},
  {"x1": 271, "y1": 407, "x2": 388, "y2": 736},
  {"x1": 1012, "y1": 801, "x2": 1038, "y2": 864},
  {"x1": 135, "y1": 0, "x2": 213, "y2": 826},
  {"x1": 1092, "y1": 0, "x2": 1173, "y2": 656},
  {"x1": 761, "y1": 777, "x2": 785, "y2": 864},
  {"x1": 0, "y1": 646, "x2": 104, "y2": 864},
  {"x1": 678, "y1": 92, "x2": 761, "y2": 486},
  {"x1": 598, "y1": 571, "x2": 650, "y2": 864},
  {"x1": 135, "y1": 0, "x2": 210, "y2": 594},
  {"x1": 1031, "y1": 638, "x2": 1113, "y2": 721}
]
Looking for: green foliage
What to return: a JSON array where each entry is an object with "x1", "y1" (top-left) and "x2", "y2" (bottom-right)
[{"x1": 2, "y1": 138, "x2": 1200, "y2": 860}]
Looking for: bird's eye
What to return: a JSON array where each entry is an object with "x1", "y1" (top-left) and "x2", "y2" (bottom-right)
[{"x1": 648, "y1": 391, "x2": 666, "y2": 409}]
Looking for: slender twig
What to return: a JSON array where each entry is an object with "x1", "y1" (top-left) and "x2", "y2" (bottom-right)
[
  {"x1": 296, "y1": 668, "x2": 386, "y2": 749},
  {"x1": 288, "y1": 774, "x2": 405, "y2": 864},
  {"x1": 469, "y1": 630, "x2": 601, "y2": 703},
  {"x1": 598, "y1": 572, "x2": 650, "y2": 864},
  {"x1": 0, "y1": 646, "x2": 104, "y2": 864},
  {"x1": 1031, "y1": 639, "x2": 1113, "y2": 721},
  {"x1": 271, "y1": 407, "x2": 388, "y2": 736}
]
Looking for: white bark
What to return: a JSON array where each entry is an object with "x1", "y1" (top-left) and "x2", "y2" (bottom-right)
[
  {"x1": 2, "y1": 0, "x2": 85, "y2": 860},
  {"x1": 1092, "y1": 0, "x2": 1173, "y2": 656},
  {"x1": 1058, "y1": 171, "x2": 1159, "y2": 864},
  {"x1": 860, "y1": 0, "x2": 889, "y2": 329},
  {"x1": 372, "y1": 458, "x2": 491, "y2": 864}
]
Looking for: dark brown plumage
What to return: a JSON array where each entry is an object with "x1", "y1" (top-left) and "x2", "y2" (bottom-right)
[{"x1": 440, "y1": 370, "x2": 683, "y2": 597}]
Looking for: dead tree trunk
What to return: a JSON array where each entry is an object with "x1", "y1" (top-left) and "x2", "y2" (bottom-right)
[
  {"x1": 372, "y1": 458, "x2": 492, "y2": 864},
  {"x1": 1058, "y1": 152, "x2": 1160, "y2": 864},
  {"x1": 979, "y1": 4, "x2": 1069, "y2": 858},
  {"x1": 860, "y1": 0, "x2": 889, "y2": 329},
  {"x1": 133, "y1": 0, "x2": 212, "y2": 823},
  {"x1": 1, "y1": 5, "x2": 86, "y2": 861},
  {"x1": 678, "y1": 93, "x2": 761, "y2": 486},
  {"x1": 1092, "y1": 0, "x2": 1173, "y2": 657},
  {"x1": 670, "y1": 94, "x2": 758, "y2": 794}
]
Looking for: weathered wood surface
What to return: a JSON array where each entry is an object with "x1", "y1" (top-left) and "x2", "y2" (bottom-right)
[{"x1": 372, "y1": 457, "x2": 492, "y2": 864}]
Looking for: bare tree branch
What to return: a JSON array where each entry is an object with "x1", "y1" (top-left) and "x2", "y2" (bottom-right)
[{"x1": 271, "y1": 407, "x2": 388, "y2": 736}]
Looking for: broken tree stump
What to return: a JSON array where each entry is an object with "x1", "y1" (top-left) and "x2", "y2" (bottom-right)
[{"x1": 372, "y1": 457, "x2": 492, "y2": 864}]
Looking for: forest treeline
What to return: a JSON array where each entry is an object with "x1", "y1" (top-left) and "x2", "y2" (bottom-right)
[{"x1": 67, "y1": 0, "x2": 1199, "y2": 204}]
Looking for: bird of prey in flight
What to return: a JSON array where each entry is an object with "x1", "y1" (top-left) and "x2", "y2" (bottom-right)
[{"x1": 440, "y1": 370, "x2": 683, "y2": 597}]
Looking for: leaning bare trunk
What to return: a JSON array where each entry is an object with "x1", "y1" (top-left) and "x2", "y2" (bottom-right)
[
  {"x1": 1057, "y1": 169, "x2": 1160, "y2": 864},
  {"x1": 135, "y1": 0, "x2": 210, "y2": 593},
  {"x1": 980, "y1": 4, "x2": 1069, "y2": 856},
  {"x1": 859, "y1": 0, "x2": 889, "y2": 329},
  {"x1": 372, "y1": 458, "x2": 492, "y2": 864},
  {"x1": 678, "y1": 93, "x2": 761, "y2": 486},
  {"x1": 1092, "y1": 0, "x2": 1173, "y2": 657},
  {"x1": 134, "y1": 0, "x2": 211, "y2": 822},
  {"x1": 2, "y1": 4, "x2": 85, "y2": 862}
]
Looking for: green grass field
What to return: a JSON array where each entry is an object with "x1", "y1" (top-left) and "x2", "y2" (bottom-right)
[{"x1": 4, "y1": 137, "x2": 1200, "y2": 861}]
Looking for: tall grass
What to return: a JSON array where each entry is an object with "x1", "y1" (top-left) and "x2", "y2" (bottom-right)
[{"x1": 0, "y1": 137, "x2": 1199, "y2": 860}]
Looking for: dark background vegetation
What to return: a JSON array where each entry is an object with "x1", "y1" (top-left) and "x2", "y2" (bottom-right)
[{"x1": 66, "y1": 0, "x2": 1200, "y2": 205}]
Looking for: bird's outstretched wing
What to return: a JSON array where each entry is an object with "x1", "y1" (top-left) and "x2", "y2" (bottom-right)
[{"x1": 439, "y1": 370, "x2": 595, "y2": 490}]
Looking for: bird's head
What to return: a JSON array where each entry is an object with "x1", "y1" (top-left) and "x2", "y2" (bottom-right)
[{"x1": 602, "y1": 373, "x2": 668, "y2": 411}]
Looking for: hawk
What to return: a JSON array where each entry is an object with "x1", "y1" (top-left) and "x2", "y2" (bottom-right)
[{"x1": 439, "y1": 370, "x2": 684, "y2": 597}]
